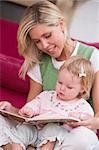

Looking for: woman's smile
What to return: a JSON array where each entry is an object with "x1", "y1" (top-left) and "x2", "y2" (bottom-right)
[{"x1": 46, "y1": 45, "x2": 57, "y2": 55}]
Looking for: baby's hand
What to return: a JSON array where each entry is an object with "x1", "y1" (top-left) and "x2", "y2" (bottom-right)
[
  {"x1": 0, "y1": 101, "x2": 12, "y2": 111},
  {"x1": 19, "y1": 106, "x2": 34, "y2": 118}
]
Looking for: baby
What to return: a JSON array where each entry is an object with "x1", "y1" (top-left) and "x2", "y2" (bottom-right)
[{"x1": 19, "y1": 56, "x2": 97, "y2": 150}]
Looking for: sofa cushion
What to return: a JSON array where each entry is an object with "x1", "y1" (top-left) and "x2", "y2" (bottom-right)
[
  {"x1": 0, "y1": 19, "x2": 20, "y2": 58},
  {"x1": 0, "y1": 53, "x2": 29, "y2": 94},
  {"x1": 0, "y1": 86, "x2": 27, "y2": 108}
]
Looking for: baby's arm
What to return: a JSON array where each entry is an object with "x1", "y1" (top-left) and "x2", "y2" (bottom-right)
[{"x1": 19, "y1": 97, "x2": 41, "y2": 117}]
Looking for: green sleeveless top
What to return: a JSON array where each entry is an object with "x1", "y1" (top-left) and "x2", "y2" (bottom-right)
[
  {"x1": 40, "y1": 53, "x2": 58, "y2": 90},
  {"x1": 40, "y1": 43, "x2": 94, "y2": 106}
]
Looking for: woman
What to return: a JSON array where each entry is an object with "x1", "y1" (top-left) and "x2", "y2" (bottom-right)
[
  {"x1": 18, "y1": 0, "x2": 99, "y2": 114},
  {"x1": 0, "y1": 0, "x2": 99, "y2": 149}
]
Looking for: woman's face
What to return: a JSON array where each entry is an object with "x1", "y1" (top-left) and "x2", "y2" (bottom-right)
[{"x1": 29, "y1": 21, "x2": 66, "y2": 60}]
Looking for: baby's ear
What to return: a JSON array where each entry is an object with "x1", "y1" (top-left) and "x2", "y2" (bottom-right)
[{"x1": 80, "y1": 85, "x2": 85, "y2": 94}]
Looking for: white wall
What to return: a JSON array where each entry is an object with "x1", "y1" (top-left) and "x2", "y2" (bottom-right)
[{"x1": 69, "y1": 0, "x2": 99, "y2": 43}]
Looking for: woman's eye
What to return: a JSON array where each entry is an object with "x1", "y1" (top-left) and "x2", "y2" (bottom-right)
[
  {"x1": 45, "y1": 33, "x2": 51, "y2": 38},
  {"x1": 34, "y1": 40, "x2": 40, "y2": 44},
  {"x1": 58, "y1": 81, "x2": 62, "y2": 85}
]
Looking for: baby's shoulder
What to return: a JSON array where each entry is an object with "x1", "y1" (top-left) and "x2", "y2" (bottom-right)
[{"x1": 40, "y1": 90, "x2": 55, "y2": 96}]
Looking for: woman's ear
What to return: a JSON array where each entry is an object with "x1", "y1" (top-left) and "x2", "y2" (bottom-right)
[{"x1": 59, "y1": 18, "x2": 65, "y2": 31}]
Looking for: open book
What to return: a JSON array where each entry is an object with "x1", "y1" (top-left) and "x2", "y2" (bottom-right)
[{"x1": 0, "y1": 109, "x2": 80, "y2": 124}]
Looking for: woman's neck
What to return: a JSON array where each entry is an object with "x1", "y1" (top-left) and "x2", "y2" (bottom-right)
[{"x1": 56, "y1": 39, "x2": 77, "y2": 61}]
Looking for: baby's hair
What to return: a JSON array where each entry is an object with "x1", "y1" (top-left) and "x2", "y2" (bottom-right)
[{"x1": 59, "y1": 55, "x2": 95, "y2": 99}]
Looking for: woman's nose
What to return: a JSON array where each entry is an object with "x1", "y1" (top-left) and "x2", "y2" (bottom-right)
[{"x1": 41, "y1": 38, "x2": 49, "y2": 49}]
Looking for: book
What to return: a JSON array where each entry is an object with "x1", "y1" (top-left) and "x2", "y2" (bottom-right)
[{"x1": 0, "y1": 109, "x2": 80, "y2": 124}]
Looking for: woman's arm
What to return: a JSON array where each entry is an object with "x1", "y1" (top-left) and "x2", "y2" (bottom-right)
[
  {"x1": 76, "y1": 116, "x2": 99, "y2": 129},
  {"x1": 27, "y1": 78, "x2": 43, "y2": 102},
  {"x1": 92, "y1": 71, "x2": 99, "y2": 114},
  {"x1": 0, "y1": 79, "x2": 43, "y2": 113}
]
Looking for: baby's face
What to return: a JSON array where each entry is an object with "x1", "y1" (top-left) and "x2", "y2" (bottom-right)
[{"x1": 56, "y1": 69, "x2": 82, "y2": 101}]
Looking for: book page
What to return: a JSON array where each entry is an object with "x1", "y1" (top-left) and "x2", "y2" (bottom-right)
[
  {"x1": 0, "y1": 109, "x2": 80, "y2": 124},
  {"x1": 27, "y1": 112, "x2": 80, "y2": 123}
]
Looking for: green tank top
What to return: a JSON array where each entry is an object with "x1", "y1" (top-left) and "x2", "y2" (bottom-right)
[
  {"x1": 40, "y1": 54, "x2": 58, "y2": 90},
  {"x1": 40, "y1": 43, "x2": 94, "y2": 106}
]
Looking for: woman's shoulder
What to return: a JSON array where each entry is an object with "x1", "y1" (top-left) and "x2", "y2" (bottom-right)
[
  {"x1": 73, "y1": 41, "x2": 99, "y2": 63},
  {"x1": 77, "y1": 42, "x2": 96, "y2": 58},
  {"x1": 27, "y1": 63, "x2": 42, "y2": 84},
  {"x1": 78, "y1": 41, "x2": 99, "y2": 53}
]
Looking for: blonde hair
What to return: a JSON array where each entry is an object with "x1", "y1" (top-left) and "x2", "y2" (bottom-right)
[
  {"x1": 17, "y1": 0, "x2": 68, "y2": 78},
  {"x1": 59, "y1": 56, "x2": 95, "y2": 100}
]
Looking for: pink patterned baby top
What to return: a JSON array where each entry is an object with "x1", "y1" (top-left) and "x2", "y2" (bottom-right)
[{"x1": 26, "y1": 91, "x2": 94, "y2": 118}]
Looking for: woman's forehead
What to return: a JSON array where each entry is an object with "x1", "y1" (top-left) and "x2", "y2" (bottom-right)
[{"x1": 29, "y1": 24, "x2": 55, "y2": 39}]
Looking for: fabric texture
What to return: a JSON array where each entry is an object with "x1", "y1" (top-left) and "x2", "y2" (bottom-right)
[
  {"x1": 25, "y1": 91, "x2": 94, "y2": 118},
  {"x1": 0, "y1": 53, "x2": 29, "y2": 94},
  {"x1": 5, "y1": 123, "x2": 37, "y2": 150},
  {"x1": 0, "y1": 19, "x2": 29, "y2": 108},
  {"x1": 40, "y1": 54, "x2": 58, "y2": 90},
  {"x1": 0, "y1": 115, "x2": 37, "y2": 150}
]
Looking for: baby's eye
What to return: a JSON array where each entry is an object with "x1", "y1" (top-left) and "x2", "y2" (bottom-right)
[{"x1": 67, "y1": 86, "x2": 73, "y2": 89}]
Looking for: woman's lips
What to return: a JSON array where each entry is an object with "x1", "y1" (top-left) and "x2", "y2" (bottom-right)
[{"x1": 47, "y1": 46, "x2": 56, "y2": 54}]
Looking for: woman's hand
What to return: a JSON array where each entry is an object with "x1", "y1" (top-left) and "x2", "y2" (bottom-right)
[
  {"x1": 66, "y1": 112, "x2": 92, "y2": 128},
  {"x1": 0, "y1": 101, "x2": 12, "y2": 112},
  {"x1": 76, "y1": 117, "x2": 99, "y2": 129}
]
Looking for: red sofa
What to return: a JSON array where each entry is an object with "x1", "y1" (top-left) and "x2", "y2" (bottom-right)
[
  {"x1": 0, "y1": 19, "x2": 99, "y2": 137},
  {"x1": 0, "y1": 19, "x2": 29, "y2": 108}
]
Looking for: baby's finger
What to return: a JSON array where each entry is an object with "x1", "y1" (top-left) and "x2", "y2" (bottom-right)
[
  {"x1": 66, "y1": 121, "x2": 80, "y2": 127},
  {"x1": 19, "y1": 108, "x2": 32, "y2": 117}
]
